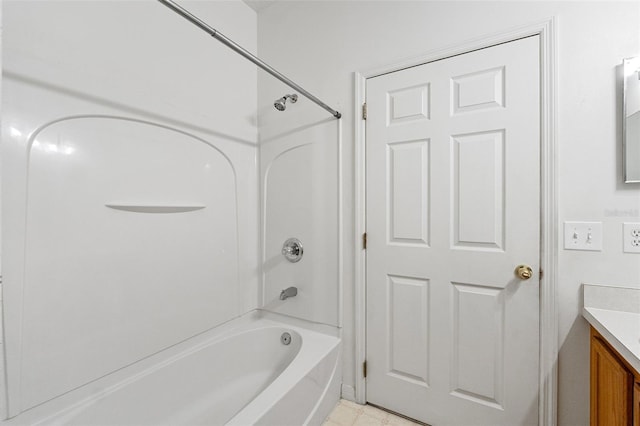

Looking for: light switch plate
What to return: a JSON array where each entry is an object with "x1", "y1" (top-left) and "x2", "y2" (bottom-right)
[
  {"x1": 623, "y1": 223, "x2": 640, "y2": 253},
  {"x1": 564, "y1": 221, "x2": 603, "y2": 251}
]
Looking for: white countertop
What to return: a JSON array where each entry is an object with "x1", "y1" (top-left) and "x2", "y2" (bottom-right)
[
  {"x1": 583, "y1": 307, "x2": 640, "y2": 374},
  {"x1": 582, "y1": 284, "x2": 640, "y2": 374}
]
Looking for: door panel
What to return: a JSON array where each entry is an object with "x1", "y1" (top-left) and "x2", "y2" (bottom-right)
[
  {"x1": 451, "y1": 283, "x2": 504, "y2": 408},
  {"x1": 366, "y1": 36, "x2": 540, "y2": 425},
  {"x1": 590, "y1": 335, "x2": 633, "y2": 426},
  {"x1": 452, "y1": 130, "x2": 505, "y2": 250},
  {"x1": 388, "y1": 139, "x2": 431, "y2": 246},
  {"x1": 388, "y1": 275, "x2": 430, "y2": 385}
]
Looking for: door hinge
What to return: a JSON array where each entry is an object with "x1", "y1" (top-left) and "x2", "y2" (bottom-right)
[
  {"x1": 363, "y1": 360, "x2": 367, "y2": 378},
  {"x1": 363, "y1": 232, "x2": 367, "y2": 250},
  {"x1": 362, "y1": 102, "x2": 367, "y2": 120}
]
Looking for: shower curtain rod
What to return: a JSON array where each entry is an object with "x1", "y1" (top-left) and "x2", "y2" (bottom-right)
[{"x1": 157, "y1": 0, "x2": 342, "y2": 119}]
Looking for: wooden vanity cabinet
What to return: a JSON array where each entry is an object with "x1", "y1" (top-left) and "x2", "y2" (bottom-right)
[
  {"x1": 590, "y1": 327, "x2": 639, "y2": 426},
  {"x1": 635, "y1": 381, "x2": 640, "y2": 426}
]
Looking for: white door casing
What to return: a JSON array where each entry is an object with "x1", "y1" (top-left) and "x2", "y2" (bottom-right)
[{"x1": 365, "y1": 36, "x2": 540, "y2": 425}]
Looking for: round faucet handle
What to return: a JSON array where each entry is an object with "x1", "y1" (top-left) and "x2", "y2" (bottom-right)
[{"x1": 282, "y1": 238, "x2": 303, "y2": 263}]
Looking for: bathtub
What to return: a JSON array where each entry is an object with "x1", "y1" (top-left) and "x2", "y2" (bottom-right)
[{"x1": 5, "y1": 312, "x2": 341, "y2": 426}]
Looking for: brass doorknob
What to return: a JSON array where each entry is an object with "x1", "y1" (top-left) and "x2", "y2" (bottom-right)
[{"x1": 515, "y1": 265, "x2": 533, "y2": 280}]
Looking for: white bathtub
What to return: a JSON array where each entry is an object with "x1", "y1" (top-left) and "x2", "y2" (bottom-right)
[{"x1": 5, "y1": 312, "x2": 341, "y2": 426}]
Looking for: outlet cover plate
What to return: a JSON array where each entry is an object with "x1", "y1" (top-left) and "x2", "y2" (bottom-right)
[
  {"x1": 564, "y1": 221, "x2": 603, "y2": 251},
  {"x1": 623, "y1": 222, "x2": 640, "y2": 253}
]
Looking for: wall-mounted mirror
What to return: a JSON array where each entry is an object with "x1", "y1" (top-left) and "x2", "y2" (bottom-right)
[{"x1": 624, "y1": 57, "x2": 640, "y2": 183}]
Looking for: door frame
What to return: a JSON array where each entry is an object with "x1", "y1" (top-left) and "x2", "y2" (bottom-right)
[{"x1": 353, "y1": 18, "x2": 558, "y2": 426}]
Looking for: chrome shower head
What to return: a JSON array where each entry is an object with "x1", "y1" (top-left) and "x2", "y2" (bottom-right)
[
  {"x1": 274, "y1": 94, "x2": 298, "y2": 111},
  {"x1": 274, "y1": 98, "x2": 286, "y2": 111}
]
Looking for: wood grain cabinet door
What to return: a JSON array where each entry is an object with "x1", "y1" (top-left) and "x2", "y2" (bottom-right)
[
  {"x1": 591, "y1": 334, "x2": 633, "y2": 426},
  {"x1": 634, "y1": 381, "x2": 640, "y2": 426}
]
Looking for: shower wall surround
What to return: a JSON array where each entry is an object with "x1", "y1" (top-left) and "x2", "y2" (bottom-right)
[
  {"x1": 259, "y1": 104, "x2": 341, "y2": 326},
  {"x1": 2, "y1": 0, "x2": 258, "y2": 417}
]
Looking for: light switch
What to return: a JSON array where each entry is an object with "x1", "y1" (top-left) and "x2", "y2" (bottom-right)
[{"x1": 564, "y1": 221, "x2": 602, "y2": 251}]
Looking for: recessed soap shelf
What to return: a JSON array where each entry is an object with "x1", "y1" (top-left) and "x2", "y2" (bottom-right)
[{"x1": 105, "y1": 204, "x2": 206, "y2": 213}]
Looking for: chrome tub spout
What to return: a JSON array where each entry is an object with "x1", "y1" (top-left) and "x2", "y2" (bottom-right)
[{"x1": 280, "y1": 287, "x2": 298, "y2": 300}]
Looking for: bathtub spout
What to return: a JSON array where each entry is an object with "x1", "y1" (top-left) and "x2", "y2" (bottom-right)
[{"x1": 280, "y1": 287, "x2": 297, "y2": 300}]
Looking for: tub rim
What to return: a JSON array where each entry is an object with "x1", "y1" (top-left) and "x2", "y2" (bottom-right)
[{"x1": 4, "y1": 311, "x2": 339, "y2": 426}]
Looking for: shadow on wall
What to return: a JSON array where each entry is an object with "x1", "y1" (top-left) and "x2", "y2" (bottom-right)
[
  {"x1": 557, "y1": 315, "x2": 591, "y2": 425},
  {"x1": 259, "y1": 116, "x2": 335, "y2": 144},
  {"x1": 5, "y1": 71, "x2": 257, "y2": 147}
]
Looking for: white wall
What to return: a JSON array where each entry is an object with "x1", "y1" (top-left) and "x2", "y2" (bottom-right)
[
  {"x1": 257, "y1": 2, "x2": 640, "y2": 425},
  {"x1": 2, "y1": 0, "x2": 258, "y2": 416}
]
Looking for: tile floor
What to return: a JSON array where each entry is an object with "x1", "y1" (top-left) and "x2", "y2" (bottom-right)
[{"x1": 324, "y1": 399, "x2": 424, "y2": 426}]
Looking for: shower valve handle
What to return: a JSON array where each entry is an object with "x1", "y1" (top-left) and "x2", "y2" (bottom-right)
[{"x1": 282, "y1": 238, "x2": 303, "y2": 263}]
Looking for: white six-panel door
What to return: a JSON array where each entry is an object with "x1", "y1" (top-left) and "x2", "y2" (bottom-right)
[{"x1": 365, "y1": 36, "x2": 540, "y2": 425}]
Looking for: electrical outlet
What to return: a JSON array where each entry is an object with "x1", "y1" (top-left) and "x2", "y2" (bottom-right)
[
  {"x1": 564, "y1": 221, "x2": 602, "y2": 251},
  {"x1": 623, "y1": 223, "x2": 640, "y2": 253}
]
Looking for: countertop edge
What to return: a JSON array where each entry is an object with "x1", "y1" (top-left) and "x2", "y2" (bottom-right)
[{"x1": 582, "y1": 307, "x2": 640, "y2": 375}]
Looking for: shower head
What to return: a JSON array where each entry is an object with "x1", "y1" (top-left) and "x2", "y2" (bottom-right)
[
  {"x1": 274, "y1": 94, "x2": 298, "y2": 111},
  {"x1": 274, "y1": 98, "x2": 286, "y2": 111}
]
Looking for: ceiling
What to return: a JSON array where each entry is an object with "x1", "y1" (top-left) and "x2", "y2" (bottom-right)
[{"x1": 242, "y1": 0, "x2": 277, "y2": 13}]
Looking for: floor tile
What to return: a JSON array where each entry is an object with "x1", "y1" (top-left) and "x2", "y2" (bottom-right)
[
  {"x1": 353, "y1": 411, "x2": 385, "y2": 425},
  {"x1": 324, "y1": 400, "x2": 424, "y2": 426},
  {"x1": 341, "y1": 399, "x2": 366, "y2": 413},
  {"x1": 387, "y1": 414, "x2": 420, "y2": 426},
  {"x1": 361, "y1": 405, "x2": 389, "y2": 421},
  {"x1": 325, "y1": 401, "x2": 360, "y2": 426}
]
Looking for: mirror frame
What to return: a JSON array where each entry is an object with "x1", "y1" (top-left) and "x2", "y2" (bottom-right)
[{"x1": 623, "y1": 57, "x2": 640, "y2": 183}]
